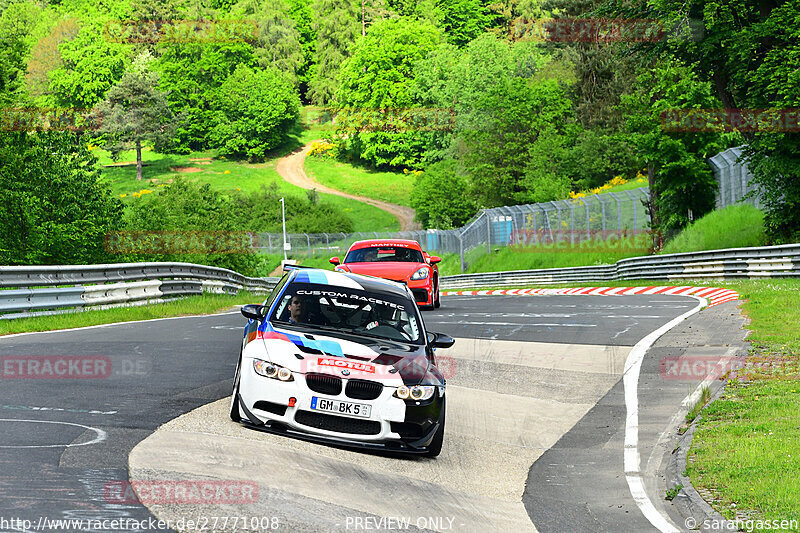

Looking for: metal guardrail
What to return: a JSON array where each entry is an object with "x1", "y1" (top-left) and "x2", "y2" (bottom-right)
[
  {"x1": 0, "y1": 262, "x2": 279, "y2": 319},
  {"x1": 3, "y1": 243, "x2": 796, "y2": 318},
  {"x1": 441, "y1": 244, "x2": 800, "y2": 289}
]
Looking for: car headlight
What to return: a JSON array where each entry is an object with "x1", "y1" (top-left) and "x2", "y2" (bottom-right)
[
  {"x1": 253, "y1": 359, "x2": 294, "y2": 381},
  {"x1": 394, "y1": 385, "x2": 436, "y2": 401},
  {"x1": 410, "y1": 267, "x2": 429, "y2": 280}
]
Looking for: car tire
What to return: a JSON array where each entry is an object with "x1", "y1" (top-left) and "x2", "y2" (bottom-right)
[
  {"x1": 423, "y1": 397, "x2": 445, "y2": 458},
  {"x1": 229, "y1": 353, "x2": 242, "y2": 422},
  {"x1": 434, "y1": 280, "x2": 441, "y2": 308}
]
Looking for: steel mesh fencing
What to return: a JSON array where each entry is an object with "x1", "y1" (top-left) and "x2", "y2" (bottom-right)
[
  {"x1": 251, "y1": 147, "x2": 758, "y2": 273},
  {"x1": 254, "y1": 187, "x2": 653, "y2": 272},
  {"x1": 709, "y1": 146, "x2": 762, "y2": 209}
]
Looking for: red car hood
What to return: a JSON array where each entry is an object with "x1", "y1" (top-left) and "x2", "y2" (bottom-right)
[{"x1": 340, "y1": 262, "x2": 423, "y2": 281}]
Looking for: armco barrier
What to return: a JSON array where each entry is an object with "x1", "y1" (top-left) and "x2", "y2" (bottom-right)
[
  {"x1": 0, "y1": 262, "x2": 278, "y2": 319},
  {"x1": 441, "y1": 243, "x2": 800, "y2": 289},
  {"x1": 2, "y1": 243, "x2": 797, "y2": 318}
]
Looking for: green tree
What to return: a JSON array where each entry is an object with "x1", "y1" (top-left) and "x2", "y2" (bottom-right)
[
  {"x1": 412, "y1": 34, "x2": 550, "y2": 162},
  {"x1": 96, "y1": 52, "x2": 174, "y2": 181},
  {"x1": 611, "y1": 0, "x2": 800, "y2": 242},
  {"x1": 335, "y1": 17, "x2": 442, "y2": 168},
  {"x1": 0, "y1": 1, "x2": 40, "y2": 104},
  {"x1": 232, "y1": 0, "x2": 304, "y2": 85},
  {"x1": 308, "y1": 0, "x2": 361, "y2": 105},
  {"x1": 621, "y1": 58, "x2": 726, "y2": 243},
  {"x1": 435, "y1": 0, "x2": 493, "y2": 47},
  {"x1": 0, "y1": 131, "x2": 123, "y2": 265},
  {"x1": 286, "y1": 0, "x2": 317, "y2": 99},
  {"x1": 461, "y1": 77, "x2": 574, "y2": 206},
  {"x1": 157, "y1": 39, "x2": 257, "y2": 151},
  {"x1": 410, "y1": 160, "x2": 477, "y2": 228},
  {"x1": 48, "y1": 6, "x2": 131, "y2": 109},
  {"x1": 210, "y1": 64, "x2": 300, "y2": 159}
]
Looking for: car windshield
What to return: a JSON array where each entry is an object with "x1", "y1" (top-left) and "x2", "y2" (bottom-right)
[
  {"x1": 271, "y1": 282, "x2": 423, "y2": 344},
  {"x1": 344, "y1": 246, "x2": 424, "y2": 263}
]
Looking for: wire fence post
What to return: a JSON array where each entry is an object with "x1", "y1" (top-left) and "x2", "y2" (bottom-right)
[
  {"x1": 458, "y1": 232, "x2": 465, "y2": 273},
  {"x1": 486, "y1": 212, "x2": 492, "y2": 254}
]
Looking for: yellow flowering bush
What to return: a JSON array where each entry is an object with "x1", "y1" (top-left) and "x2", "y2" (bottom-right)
[
  {"x1": 131, "y1": 189, "x2": 153, "y2": 198},
  {"x1": 308, "y1": 140, "x2": 335, "y2": 157},
  {"x1": 403, "y1": 168, "x2": 423, "y2": 176}
]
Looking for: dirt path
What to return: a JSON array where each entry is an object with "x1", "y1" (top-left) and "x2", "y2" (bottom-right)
[{"x1": 276, "y1": 142, "x2": 421, "y2": 231}]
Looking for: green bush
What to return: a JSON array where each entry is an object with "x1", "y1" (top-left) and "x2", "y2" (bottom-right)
[
  {"x1": 0, "y1": 132, "x2": 123, "y2": 265},
  {"x1": 122, "y1": 179, "x2": 260, "y2": 275},
  {"x1": 410, "y1": 160, "x2": 477, "y2": 229},
  {"x1": 211, "y1": 65, "x2": 301, "y2": 160},
  {"x1": 661, "y1": 204, "x2": 767, "y2": 254}
]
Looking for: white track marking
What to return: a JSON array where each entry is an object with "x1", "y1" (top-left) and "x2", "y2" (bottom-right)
[
  {"x1": 0, "y1": 310, "x2": 241, "y2": 340},
  {"x1": 0, "y1": 419, "x2": 107, "y2": 448},
  {"x1": 622, "y1": 296, "x2": 705, "y2": 533}
]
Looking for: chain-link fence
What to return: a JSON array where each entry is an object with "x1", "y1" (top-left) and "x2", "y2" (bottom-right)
[
  {"x1": 255, "y1": 147, "x2": 759, "y2": 273},
  {"x1": 255, "y1": 187, "x2": 651, "y2": 273},
  {"x1": 709, "y1": 146, "x2": 762, "y2": 209}
]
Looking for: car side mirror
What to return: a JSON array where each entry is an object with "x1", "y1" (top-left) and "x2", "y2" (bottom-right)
[
  {"x1": 329, "y1": 256, "x2": 340, "y2": 265},
  {"x1": 241, "y1": 304, "x2": 266, "y2": 321},
  {"x1": 427, "y1": 332, "x2": 455, "y2": 349},
  {"x1": 429, "y1": 256, "x2": 441, "y2": 265}
]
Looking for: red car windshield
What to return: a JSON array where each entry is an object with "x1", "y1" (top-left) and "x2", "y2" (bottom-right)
[{"x1": 345, "y1": 246, "x2": 424, "y2": 263}]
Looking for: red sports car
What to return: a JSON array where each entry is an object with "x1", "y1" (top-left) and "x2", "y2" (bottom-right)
[{"x1": 330, "y1": 239, "x2": 441, "y2": 309}]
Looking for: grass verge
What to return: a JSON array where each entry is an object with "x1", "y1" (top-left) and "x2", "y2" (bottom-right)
[
  {"x1": 96, "y1": 145, "x2": 400, "y2": 232},
  {"x1": 305, "y1": 156, "x2": 416, "y2": 207},
  {"x1": 0, "y1": 292, "x2": 264, "y2": 336},
  {"x1": 662, "y1": 204, "x2": 767, "y2": 254}
]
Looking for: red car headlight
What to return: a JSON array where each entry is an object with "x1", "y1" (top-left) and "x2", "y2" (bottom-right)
[{"x1": 410, "y1": 267, "x2": 430, "y2": 281}]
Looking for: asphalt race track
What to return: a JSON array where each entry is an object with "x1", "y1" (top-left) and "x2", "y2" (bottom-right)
[{"x1": 0, "y1": 294, "x2": 747, "y2": 533}]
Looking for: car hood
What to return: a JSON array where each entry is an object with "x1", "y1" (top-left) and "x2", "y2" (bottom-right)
[
  {"x1": 339, "y1": 262, "x2": 424, "y2": 281},
  {"x1": 250, "y1": 325, "x2": 438, "y2": 386}
]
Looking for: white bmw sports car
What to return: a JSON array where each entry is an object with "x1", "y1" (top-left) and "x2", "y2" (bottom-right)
[{"x1": 229, "y1": 267, "x2": 454, "y2": 457}]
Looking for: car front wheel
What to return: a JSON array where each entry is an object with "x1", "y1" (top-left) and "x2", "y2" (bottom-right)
[
  {"x1": 423, "y1": 398, "x2": 445, "y2": 458},
  {"x1": 229, "y1": 354, "x2": 242, "y2": 422}
]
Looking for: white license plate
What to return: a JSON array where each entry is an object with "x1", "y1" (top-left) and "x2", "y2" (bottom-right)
[{"x1": 310, "y1": 397, "x2": 372, "y2": 418}]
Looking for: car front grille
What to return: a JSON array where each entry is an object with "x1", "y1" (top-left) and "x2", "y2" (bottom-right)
[
  {"x1": 305, "y1": 373, "x2": 342, "y2": 396},
  {"x1": 294, "y1": 410, "x2": 381, "y2": 435},
  {"x1": 345, "y1": 379, "x2": 383, "y2": 400},
  {"x1": 411, "y1": 288, "x2": 428, "y2": 303}
]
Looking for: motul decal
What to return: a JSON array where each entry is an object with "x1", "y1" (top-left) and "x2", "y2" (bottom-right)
[{"x1": 317, "y1": 358, "x2": 375, "y2": 373}]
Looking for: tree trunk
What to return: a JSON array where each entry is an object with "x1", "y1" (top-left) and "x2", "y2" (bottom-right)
[
  {"x1": 647, "y1": 163, "x2": 664, "y2": 251},
  {"x1": 136, "y1": 139, "x2": 143, "y2": 181}
]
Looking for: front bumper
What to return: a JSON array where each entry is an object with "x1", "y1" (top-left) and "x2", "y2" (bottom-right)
[
  {"x1": 406, "y1": 278, "x2": 434, "y2": 307},
  {"x1": 237, "y1": 364, "x2": 444, "y2": 453}
]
